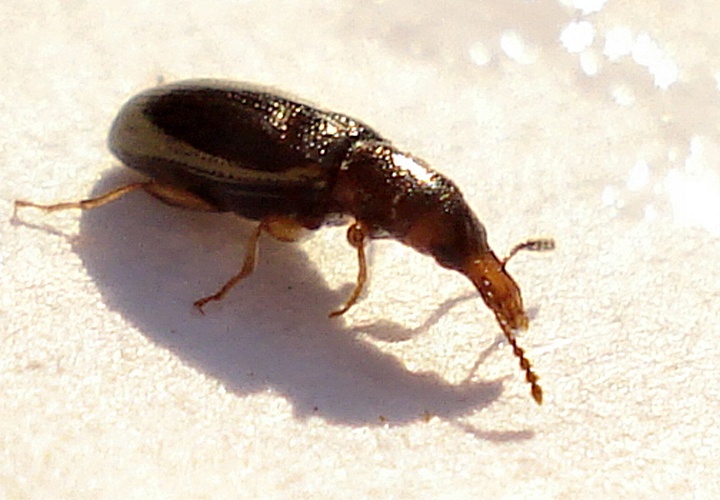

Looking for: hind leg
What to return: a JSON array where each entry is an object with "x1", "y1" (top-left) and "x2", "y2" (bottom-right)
[{"x1": 14, "y1": 181, "x2": 219, "y2": 215}]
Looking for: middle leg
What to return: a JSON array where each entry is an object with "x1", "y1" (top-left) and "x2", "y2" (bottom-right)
[{"x1": 193, "y1": 215, "x2": 306, "y2": 313}]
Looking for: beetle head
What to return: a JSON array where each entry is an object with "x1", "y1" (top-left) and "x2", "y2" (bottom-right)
[{"x1": 466, "y1": 252, "x2": 528, "y2": 331}]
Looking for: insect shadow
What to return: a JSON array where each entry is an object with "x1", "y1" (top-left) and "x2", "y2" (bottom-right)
[{"x1": 67, "y1": 168, "x2": 529, "y2": 435}]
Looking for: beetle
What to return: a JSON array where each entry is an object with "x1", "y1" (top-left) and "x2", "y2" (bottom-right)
[{"x1": 14, "y1": 79, "x2": 554, "y2": 404}]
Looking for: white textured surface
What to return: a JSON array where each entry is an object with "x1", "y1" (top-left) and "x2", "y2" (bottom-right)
[{"x1": 2, "y1": 1, "x2": 720, "y2": 497}]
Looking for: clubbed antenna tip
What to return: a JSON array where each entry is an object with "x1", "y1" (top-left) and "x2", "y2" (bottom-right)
[{"x1": 501, "y1": 321, "x2": 543, "y2": 405}]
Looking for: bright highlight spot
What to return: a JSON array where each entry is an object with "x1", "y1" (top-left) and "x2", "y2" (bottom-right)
[
  {"x1": 500, "y1": 30, "x2": 538, "y2": 65},
  {"x1": 631, "y1": 33, "x2": 679, "y2": 89},
  {"x1": 576, "y1": 0, "x2": 607, "y2": 14},
  {"x1": 627, "y1": 161, "x2": 650, "y2": 191},
  {"x1": 557, "y1": 0, "x2": 607, "y2": 14},
  {"x1": 392, "y1": 153, "x2": 436, "y2": 184},
  {"x1": 560, "y1": 21, "x2": 595, "y2": 53},
  {"x1": 666, "y1": 137, "x2": 720, "y2": 234},
  {"x1": 603, "y1": 26, "x2": 634, "y2": 61},
  {"x1": 469, "y1": 41, "x2": 491, "y2": 66},
  {"x1": 580, "y1": 51, "x2": 599, "y2": 76},
  {"x1": 610, "y1": 84, "x2": 635, "y2": 106},
  {"x1": 602, "y1": 185, "x2": 620, "y2": 207}
]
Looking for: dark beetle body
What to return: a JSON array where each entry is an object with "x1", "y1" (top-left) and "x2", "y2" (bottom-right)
[
  {"x1": 19, "y1": 79, "x2": 552, "y2": 404},
  {"x1": 110, "y1": 80, "x2": 381, "y2": 227},
  {"x1": 109, "y1": 80, "x2": 489, "y2": 273}
]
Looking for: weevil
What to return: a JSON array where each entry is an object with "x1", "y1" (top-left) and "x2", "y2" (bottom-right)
[{"x1": 15, "y1": 79, "x2": 554, "y2": 404}]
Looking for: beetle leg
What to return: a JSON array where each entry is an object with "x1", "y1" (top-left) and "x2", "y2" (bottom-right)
[
  {"x1": 14, "y1": 181, "x2": 220, "y2": 216},
  {"x1": 14, "y1": 182, "x2": 149, "y2": 215},
  {"x1": 193, "y1": 221, "x2": 265, "y2": 313},
  {"x1": 142, "y1": 182, "x2": 219, "y2": 211},
  {"x1": 261, "y1": 216, "x2": 306, "y2": 243},
  {"x1": 329, "y1": 221, "x2": 368, "y2": 318},
  {"x1": 193, "y1": 216, "x2": 305, "y2": 314}
]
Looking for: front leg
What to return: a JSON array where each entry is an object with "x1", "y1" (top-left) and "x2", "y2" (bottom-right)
[{"x1": 329, "y1": 221, "x2": 369, "y2": 318}]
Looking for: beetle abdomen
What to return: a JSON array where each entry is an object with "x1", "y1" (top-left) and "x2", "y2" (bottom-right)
[{"x1": 109, "y1": 80, "x2": 381, "y2": 223}]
